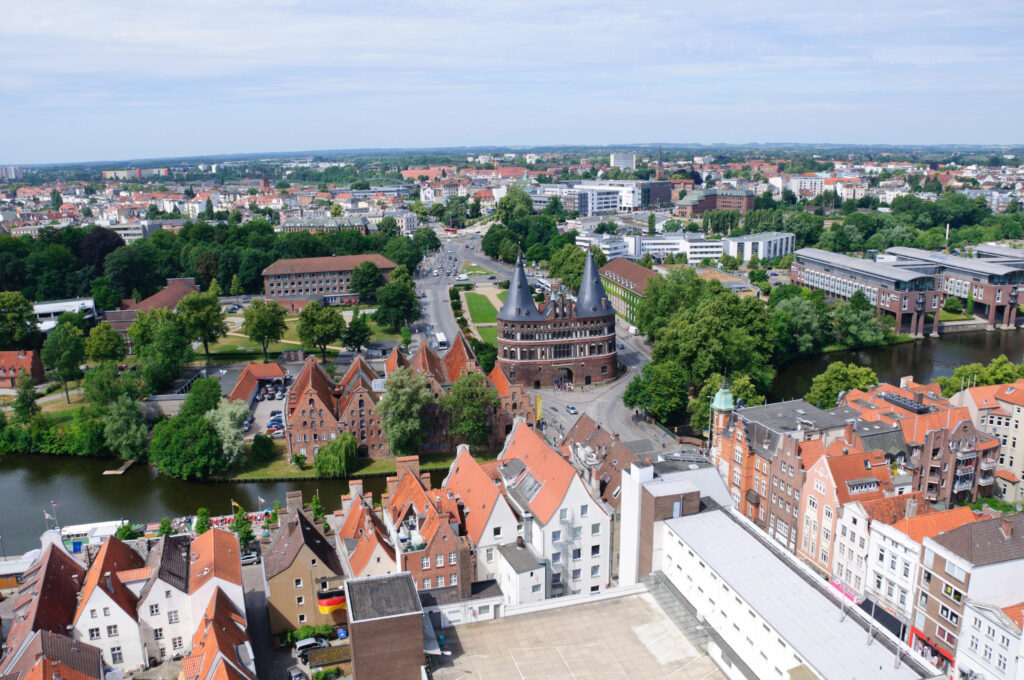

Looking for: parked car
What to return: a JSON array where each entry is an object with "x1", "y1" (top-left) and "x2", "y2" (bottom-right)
[
  {"x1": 270, "y1": 430, "x2": 285, "y2": 439},
  {"x1": 255, "y1": 393, "x2": 264, "y2": 402},
  {"x1": 240, "y1": 552, "x2": 260, "y2": 566},
  {"x1": 240, "y1": 295, "x2": 252, "y2": 302},
  {"x1": 616, "y1": 342, "x2": 624, "y2": 349},
  {"x1": 566, "y1": 405, "x2": 579, "y2": 415},
  {"x1": 270, "y1": 410, "x2": 283, "y2": 418},
  {"x1": 487, "y1": 275, "x2": 496, "y2": 280},
  {"x1": 287, "y1": 666, "x2": 308, "y2": 680}
]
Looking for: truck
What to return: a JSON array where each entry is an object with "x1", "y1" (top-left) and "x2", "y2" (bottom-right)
[{"x1": 628, "y1": 326, "x2": 639, "y2": 335}]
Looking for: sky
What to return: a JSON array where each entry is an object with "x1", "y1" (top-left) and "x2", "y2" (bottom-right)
[{"x1": 2, "y1": 0, "x2": 1023, "y2": 164}]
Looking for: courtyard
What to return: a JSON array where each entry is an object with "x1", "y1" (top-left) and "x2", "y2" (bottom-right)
[{"x1": 430, "y1": 593, "x2": 726, "y2": 680}]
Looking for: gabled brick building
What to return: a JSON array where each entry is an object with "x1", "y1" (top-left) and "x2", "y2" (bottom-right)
[{"x1": 0, "y1": 350, "x2": 45, "y2": 388}]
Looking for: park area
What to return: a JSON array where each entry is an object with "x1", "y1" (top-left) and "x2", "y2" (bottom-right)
[{"x1": 464, "y1": 292, "x2": 499, "y2": 324}]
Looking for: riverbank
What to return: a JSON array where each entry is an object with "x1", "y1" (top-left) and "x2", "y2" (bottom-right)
[{"x1": 218, "y1": 449, "x2": 500, "y2": 482}]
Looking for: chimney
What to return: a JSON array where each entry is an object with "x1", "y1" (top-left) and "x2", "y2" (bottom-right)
[
  {"x1": 285, "y1": 490, "x2": 303, "y2": 515},
  {"x1": 904, "y1": 497, "x2": 918, "y2": 520},
  {"x1": 1002, "y1": 518, "x2": 1014, "y2": 540},
  {"x1": 71, "y1": 574, "x2": 79, "y2": 588},
  {"x1": 913, "y1": 391, "x2": 924, "y2": 405},
  {"x1": 844, "y1": 421, "x2": 855, "y2": 443},
  {"x1": 420, "y1": 472, "x2": 432, "y2": 489},
  {"x1": 613, "y1": 432, "x2": 620, "y2": 442},
  {"x1": 515, "y1": 536, "x2": 525, "y2": 549},
  {"x1": 589, "y1": 467, "x2": 601, "y2": 495},
  {"x1": 842, "y1": 448, "x2": 849, "y2": 456},
  {"x1": 386, "y1": 475, "x2": 400, "y2": 497},
  {"x1": 349, "y1": 479, "x2": 364, "y2": 504},
  {"x1": 395, "y1": 455, "x2": 420, "y2": 480}
]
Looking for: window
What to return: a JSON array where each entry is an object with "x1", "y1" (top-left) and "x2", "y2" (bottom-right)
[
  {"x1": 436, "y1": 575, "x2": 444, "y2": 588},
  {"x1": 294, "y1": 578, "x2": 302, "y2": 588},
  {"x1": 592, "y1": 523, "x2": 600, "y2": 535},
  {"x1": 998, "y1": 654, "x2": 1007, "y2": 670},
  {"x1": 449, "y1": 551, "x2": 456, "y2": 565},
  {"x1": 560, "y1": 508, "x2": 568, "y2": 521},
  {"x1": 983, "y1": 644, "x2": 993, "y2": 660},
  {"x1": 824, "y1": 506, "x2": 833, "y2": 520},
  {"x1": 154, "y1": 628, "x2": 164, "y2": 640},
  {"x1": 110, "y1": 647, "x2": 123, "y2": 665},
  {"x1": 572, "y1": 568, "x2": 581, "y2": 581},
  {"x1": 485, "y1": 547, "x2": 493, "y2": 562},
  {"x1": 422, "y1": 578, "x2": 430, "y2": 589},
  {"x1": 168, "y1": 611, "x2": 179, "y2": 624},
  {"x1": 808, "y1": 497, "x2": 818, "y2": 510},
  {"x1": 552, "y1": 573, "x2": 561, "y2": 585},
  {"x1": 493, "y1": 526, "x2": 502, "y2": 538},
  {"x1": 580, "y1": 504, "x2": 588, "y2": 517},
  {"x1": 90, "y1": 609, "x2": 97, "y2": 619},
  {"x1": 298, "y1": 614, "x2": 306, "y2": 624},
  {"x1": 572, "y1": 548, "x2": 581, "y2": 560},
  {"x1": 296, "y1": 597, "x2": 304, "y2": 606},
  {"x1": 591, "y1": 565, "x2": 600, "y2": 577},
  {"x1": 552, "y1": 530, "x2": 561, "y2": 543},
  {"x1": 436, "y1": 554, "x2": 444, "y2": 568},
  {"x1": 552, "y1": 551, "x2": 561, "y2": 564},
  {"x1": 106, "y1": 625, "x2": 118, "y2": 638},
  {"x1": 943, "y1": 583, "x2": 963, "y2": 603},
  {"x1": 532, "y1": 583, "x2": 541, "y2": 593},
  {"x1": 88, "y1": 628, "x2": 100, "y2": 641},
  {"x1": 449, "y1": 574, "x2": 457, "y2": 586},
  {"x1": 572, "y1": 527, "x2": 581, "y2": 540},
  {"x1": 102, "y1": 607, "x2": 110, "y2": 617},
  {"x1": 422, "y1": 556, "x2": 430, "y2": 569},
  {"x1": 149, "y1": 604, "x2": 160, "y2": 616},
  {"x1": 172, "y1": 637, "x2": 183, "y2": 651},
  {"x1": 939, "y1": 604, "x2": 960, "y2": 626},
  {"x1": 311, "y1": 559, "x2": 317, "y2": 567},
  {"x1": 944, "y1": 560, "x2": 966, "y2": 582},
  {"x1": 970, "y1": 636, "x2": 978, "y2": 651}
]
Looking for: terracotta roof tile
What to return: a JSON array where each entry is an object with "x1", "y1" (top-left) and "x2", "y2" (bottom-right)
[
  {"x1": 891, "y1": 506, "x2": 980, "y2": 544},
  {"x1": 74, "y1": 537, "x2": 144, "y2": 625},
  {"x1": 190, "y1": 528, "x2": 243, "y2": 594},
  {"x1": 442, "y1": 447, "x2": 504, "y2": 544},
  {"x1": 599, "y1": 258, "x2": 658, "y2": 297},
  {"x1": 859, "y1": 492, "x2": 930, "y2": 526},
  {"x1": 488, "y1": 365, "x2": 511, "y2": 397},
  {"x1": 1001, "y1": 603, "x2": 1024, "y2": 631},
  {"x1": 123, "y1": 278, "x2": 199, "y2": 312},
  {"x1": 498, "y1": 421, "x2": 578, "y2": 525},
  {"x1": 825, "y1": 449, "x2": 891, "y2": 506},
  {"x1": 996, "y1": 469, "x2": 1020, "y2": 483},
  {"x1": 262, "y1": 254, "x2": 396, "y2": 277}
]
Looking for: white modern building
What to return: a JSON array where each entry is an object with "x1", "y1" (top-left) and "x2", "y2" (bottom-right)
[
  {"x1": 955, "y1": 599, "x2": 1024, "y2": 680},
  {"x1": 609, "y1": 153, "x2": 636, "y2": 171},
  {"x1": 723, "y1": 232, "x2": 796, "y2": 263}
]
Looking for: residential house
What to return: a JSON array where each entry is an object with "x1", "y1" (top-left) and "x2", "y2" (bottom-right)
[
  {"x1": 0, "y1": 350, "x2": 45, "y2": 388},
  {"x1": 132, "y1": 535, "x2": 193, "y2": 665},
  {"x1": 263, "y1": 491, "x2": 346, "y2": 634},
  {"x1": 956, "y1": 600, "x2": 1024, "y2": 680},
  {"x1": 912, "y1": 514, "x2": 1024, "y2": 673},
  {"x1": 494, "y1": 419, "x2": 611, "y2": 596},
  {"x1": 180, "y1": 588, "x2": 256, "y2": 680},
  {"x1": 335, "y1": 479, "x2": 397, "y2": 580},
  {"x1": 559, "y1": 414, "x2": 640, "y2": 512},
  {"x1": 188, "y1": 527, "x2": 246, "y2": 626},
  {"x1": 71, "y1": 536, "x2": 147, "y2": 671},
  {"x1": 262, "y1": 254, "x2": 397, "y2": 304},
  {"x1": 0, "y1": 630, "x2": 104, "y2": 680},
  {"x1": 951, "y1": 380, "x2": 1024, "y2": 503},
  {"x1": 440, "y1": 445, "x2": 519, "y2": 581}
]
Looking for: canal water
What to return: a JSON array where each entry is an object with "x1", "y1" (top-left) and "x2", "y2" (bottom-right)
[{"x1": 0, "y1": 330, "x2": 1020, "y2": 555}]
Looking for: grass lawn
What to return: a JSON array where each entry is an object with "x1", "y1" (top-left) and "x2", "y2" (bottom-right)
[
  {"x1": 465, "y1": 292, "x2": 498, "y2": 324},
  {"x1": 460, "y1": 262, "x2": 494, "y2": 276},
  {"x1": 230, "y1": 452, "x2": 318, "y2": 480},
  {"x1": 497, "y1": 290, "x2": 508, "y2": 303},
  {"x1": 477, "y1": 326, "x2": 498, "y2": 346},
  {"x1": 939, "y1": 310, "x2": 973, "y2": 322}
]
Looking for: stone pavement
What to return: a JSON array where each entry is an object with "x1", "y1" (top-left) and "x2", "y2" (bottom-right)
[{"x1": 430, "y1": 593, "x2": 726, "y2": 680}]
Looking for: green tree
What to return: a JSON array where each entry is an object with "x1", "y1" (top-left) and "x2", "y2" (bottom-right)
[
  {"x1": 268, "y1": 500, "x2": 282, "y2": 526},
  {"x1": 104, "y1": 394, "x2": 149, "y2": 461},
  {"x1": 242, "y1": 299, "x2": 288, "y2": 362},
  {"x1": 158, "y1": 517, "x2": 173, "y2": 536},
  {"x1": 688, "y1": 373, "x2": 764, "y2": 430},
  {"x1": 231, "y1": 505, "x2": 254, "y2": 549},
  {"x1": 194, "y1": 507, "x2": 212, "y2": 534},
  {"x1": 150, "y1": 415, "x2": 224, "y2": 480},
  {"x1": 469, "y1": 198, "x2": 482, "y2": 218},
  {"x1": 205, "y1": 398, "x2": 250, "y2": 468},
  {"x1": 83, "y1": 361, "x2": 140, "y2": 407},
  {"x1": 805, "y1": 362, "x2": 879, "y2": 409},
  {"x1": 344, "y1": 310, "x2": 372, "y2": 352},
  {"x1": 376, "y1": 367, "x2": 433, "y2": 455},
  {"x1": 647, "y1": 213, "x2": 656, "y2": 236},
  {"x1": 297, "y1": 303, "x2": 345, "y2": 361},
  {"x1": 115, "y1": 523, "x2": 138, "y2": 540},
  {"x1": 0, "y1": 291, "x2": 40, "y2": 350},
  {"x1": 966, "y1": 287, "x2": 975, "y2": 315},
  {"x1": 771, "y1": 297, "x2": 826, "y2": 359},
  {"x1": 413, "y1": 227, "x2": 441, "y2": 256},
  {"x1": 383, "y1": 237, "x2": 421, "y2": 273},
  {"x1": 311, "y1": 494, "x2": 325, "y2": 521},
  {"x1": 313, "y1": 441, "x2": 345, "y2": 478},
  {"x1": 832, "y1": 299, "x2": 888, "y2": 348},
  {"x1": 50, "y1": 188, "x2": 63, "y2": 210},
  {"x1": 351, "y1": 261, "x2": 383, "y2": 302},
  {"x1": 442, "y1": 373, "x2": 501, "y2": 448},
  {"x1": 135, "y1": 314, "x2": 193, "y2": 393},
  {"x1": 177, "y1": 291, "x2": 228, "y2": 364},
  {"x1": 637, "y1": 253, "x2": 655, "y2": 269},
  {"x1": 330, "y1": 203, "x2": 343, "y2": 217},
  {"x1": 12, "y1": 370, "x2": 41, "y2": 424},
  {"x1": 622, "y1": 362, "x2": 689, "y2": 423},
  {"x1": 207, "y1": 278, "x2": 224, "y2": 297},
  {"x1": 85, "y1": 321, "x2": 126, "y2": 363},
  {"x1": 943, "y1": 296, "x2": 963, "y2": 314},
  {"x1": 229, "y1": 274, "x2": 244, "y2": 297},
  {"x1": 250, "y1": 433, "x2": 276, "y2": 462},
  {"x1": 182, "y1": 377, "x2": 222, "y2": 418},
  {"x1": 41, "y1": 321, "x2": 85, "y2": 403},
  {"x1": 496, "y1": 186, "x2": 533, "y2": 226},
  {"x1": 378, "y1": 216, "x2": 399, "y2": 238},
  {"x1": 374, "y1": 279, "x2": 419, "y2": 332},
  {"x1": 90, "y1": 277, "x2": 119, "y2": 311},
  {"x1": 400, "y1": 326, "x2": 412, "y2": 350}
]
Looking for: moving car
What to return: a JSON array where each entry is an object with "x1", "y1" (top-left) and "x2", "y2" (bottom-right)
[
  {"x1": 566, "y1": 405, "x2": 579, "y2": 415},
  {"x1": 487, "y1": 275, "x2": 496, "y2": 280}
]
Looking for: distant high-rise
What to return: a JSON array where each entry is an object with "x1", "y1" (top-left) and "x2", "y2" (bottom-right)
[{"x1": 609, "y1": 152, "x2": 636, "y2": 171}]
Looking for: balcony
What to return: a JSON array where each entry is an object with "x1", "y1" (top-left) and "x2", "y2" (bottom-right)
[
  {"x1": 979, "y1": 459, "x2": 996, "y2": 471},
  {"x1": 955, "y1": 450, "x2": 977, "y2": 462},
  {"x1": 979, "y1": 473, "x2": 995, "y2": 486},
  {"x1": 953, "y1": 480, "x2": 973, "y2": 494}
]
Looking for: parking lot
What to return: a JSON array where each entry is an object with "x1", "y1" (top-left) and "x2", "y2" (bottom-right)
[
  {"x1": 247, "y1": 381, "x2": 288, "y2": 440},
  {"x1": 430, "y1": 594, "x2": 726, "y2": 680}
]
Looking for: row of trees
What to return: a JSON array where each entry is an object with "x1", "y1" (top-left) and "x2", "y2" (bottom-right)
[{"x1": 0, "y1": 218, "x2": 437, "y2": 310}]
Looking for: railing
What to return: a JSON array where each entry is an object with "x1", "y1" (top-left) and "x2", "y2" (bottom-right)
[
  {"x1": 979, "y1": 473, "x2": 995, "y2": 485},
  {"x1": 955, "y1": 450, "x2": 977, "y2": 461},
  {"x1": 979, "y1": 459, "x2": 996, "y2": 471},
  {"x1": 953, "y1": 480, "x2": 973, "y2": 493}
]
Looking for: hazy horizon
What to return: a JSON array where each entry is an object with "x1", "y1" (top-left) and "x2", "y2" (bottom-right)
[{"x1": 3, "y1": 0, "x2": 1022, "y2": 165}]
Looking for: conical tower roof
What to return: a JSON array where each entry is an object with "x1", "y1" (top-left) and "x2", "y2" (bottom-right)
[
  {"x1": 574, "y1": 248, "x2": 611, "y2": 318},
  {"x1": 711, "y1": 378, "x2": 734, "y2": 412},
  {"x1": 497, "y1": 253, "x2": 539, "y2": 322}
]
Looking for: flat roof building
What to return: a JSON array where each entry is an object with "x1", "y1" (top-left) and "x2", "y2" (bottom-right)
[
  {"x1": 346, "y1": 573, "x2": 426, "y2": 680},
  {"x1": 262, "y1": 254, "x2": 396, "y2": 304}
]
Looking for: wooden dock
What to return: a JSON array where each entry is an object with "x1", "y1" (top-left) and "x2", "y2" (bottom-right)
[{"x1": 103, "y1": 460, "x2": 134, "y2": 476}]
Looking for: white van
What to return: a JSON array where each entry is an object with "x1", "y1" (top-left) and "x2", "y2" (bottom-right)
[
  {"x1": 456, "y1": 274, "x2": 468, "y2": 281},
  {"x1": 294, "y1": 638, "x2": 329, "y2": 655}
]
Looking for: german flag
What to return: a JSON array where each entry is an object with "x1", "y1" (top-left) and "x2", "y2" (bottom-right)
[{"x1": 317, "y1": 594, "x2": 346, "y2": 614}]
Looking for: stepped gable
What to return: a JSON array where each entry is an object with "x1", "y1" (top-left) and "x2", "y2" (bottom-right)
[
  {"x1": 410, "y1": 344, "x2": 447, "y2": 384},
  {"x1": 442, "y1": 331, "x2": 481, "y2": 382},
  {"x1": 496, "y1": 253, "x2": 539, "y2": 321},
  {"x1": 488, "y1": 364, "x2": 511, "y2": 397},
  {"x1": 287, "y1": 356, "x2": 337, "y2": 415},
  {"x1": 385, "y1": 346, "x2": 409, "y2": 373},
  {"x1": 337, "y1": 495, "x2": 395, "y2": 577},
  {"x1": 574, "y1": 248, "x2": 612, "y2": 318}
]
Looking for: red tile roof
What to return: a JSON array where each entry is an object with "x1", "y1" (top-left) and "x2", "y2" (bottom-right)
[
  {"x1": 488, "y1": 365, "x2": 511, "y2": 397},
  {"x1": 228, "y1": 363, "x2": 285, "y2": 402},
  {"x1": 1002, "y1": 603, "x2": 1024, "y2": 631},
  {"x1": 123, "y1": 278, "x2": 199, "y2": 312},
  {"x1": 599, "y1": 258, "x2": 658, "y2": 297},
  {"x1": 859, "y1": 492, "x2": 930, "y2": 526},
  {"x1": 996, "y1": 469, "x2": 1020, "y2": 483},
  {"x1": 442, "y1": 332, "x2": 479, "y2": 383},
  {"x1": 74, "y1": 536, "x2": 145, "y2": 625},
  {"x1": 262, "y1": 254, "x2": 396, "y2": 277},
  {"x1": 385, "y1": 346, "x2": 409, "y2": 374},
  {"x1": 337, "y1": 496, "x2": 395, "y2": 577},
  {"x1": 891, "y1": 506, "x2": 980, "y2": 544},
  {"x1": 498, "y1": 421, "x2": 578, "y2": 525},
  {"x1": 443, "y1": 446, "x2": 505, "y2": 545},
  {"x1": 190, "y1": 528, "x2": 243, "y2": 594},
  {"x1": 183, "y1": 587, "x2": 253, "y2": 680},
  {"x1": 825, "y1": 449, "x2": 891, "y2": 506},
  {"x1": 0, "y1": 350, "x2": 43, "y2": 381}
]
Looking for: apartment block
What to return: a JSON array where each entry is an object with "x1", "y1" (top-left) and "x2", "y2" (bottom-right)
[
  {"x1": 951, "y1": 380, "x2": 1024, "y2": 503},
  {"x1": 262, "y1": 254, "x2": 396, "y2": 304}
]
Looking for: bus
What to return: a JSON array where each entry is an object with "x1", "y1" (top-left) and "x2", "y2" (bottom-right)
[{"x1": 435, "y1": 332, "x2": 449, "y2": 350}]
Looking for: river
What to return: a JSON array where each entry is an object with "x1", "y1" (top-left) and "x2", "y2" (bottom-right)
[{"x1": 1, "y1": 330, "x2": 1021, "y2": 555}]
